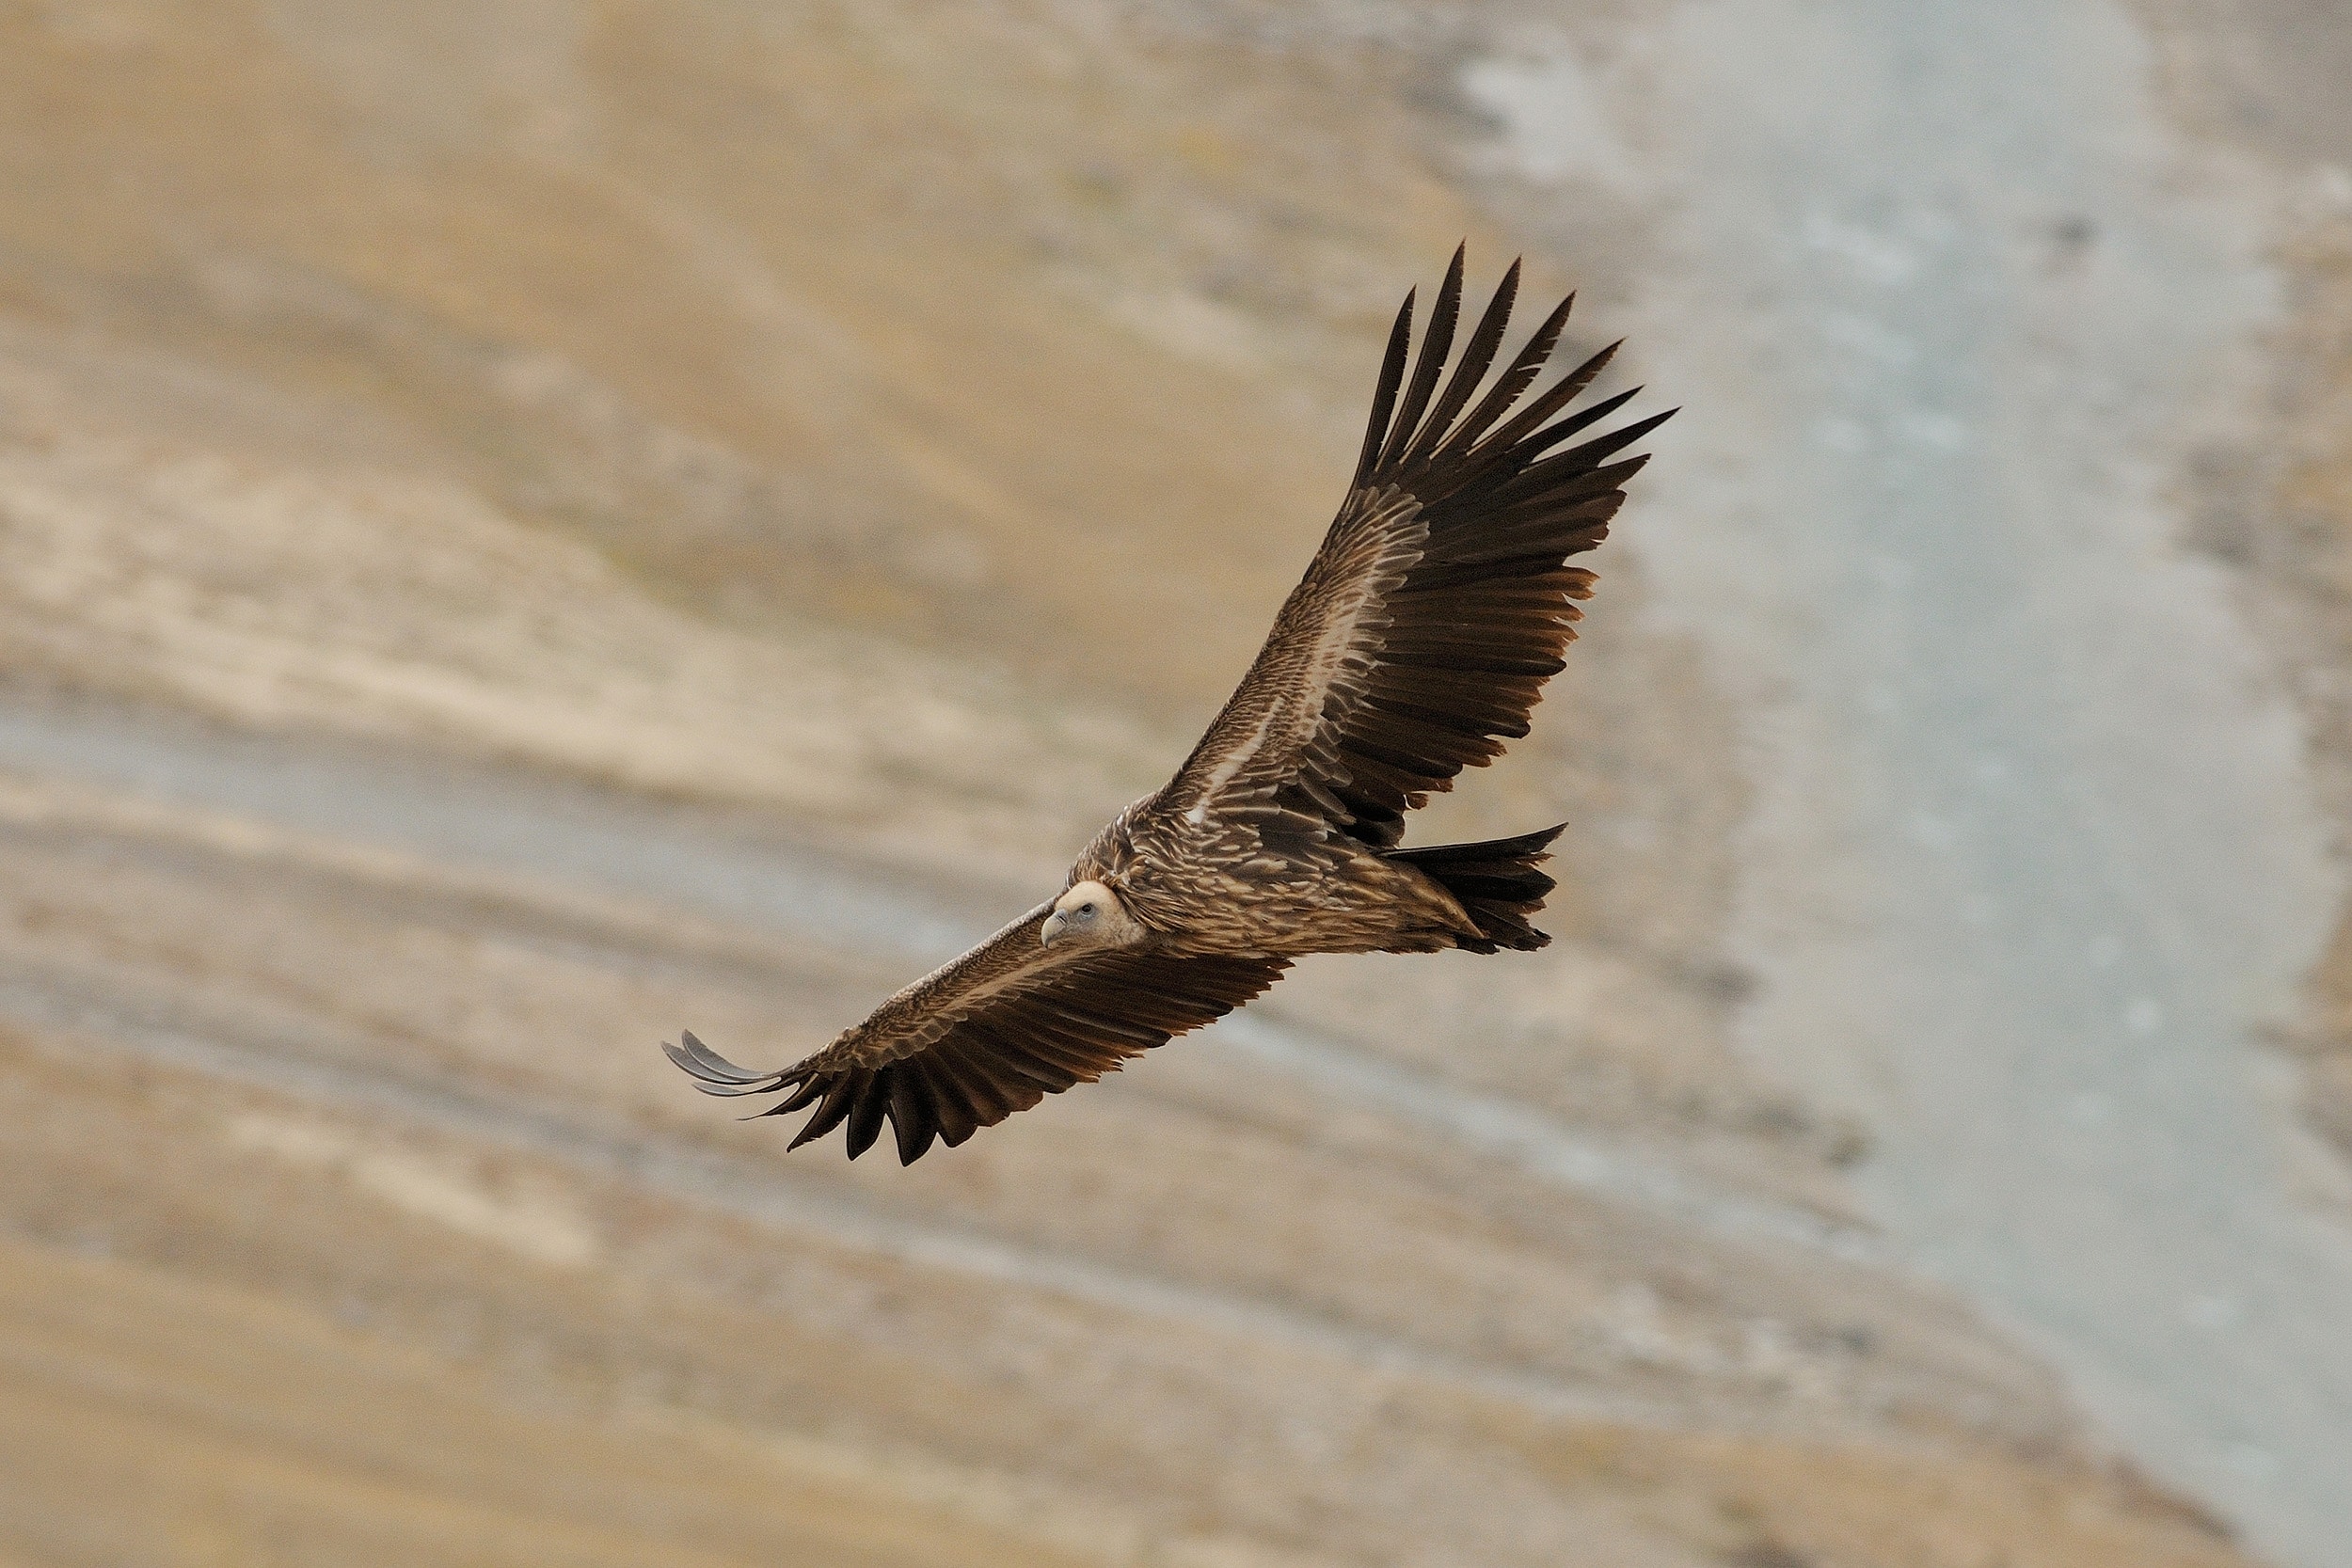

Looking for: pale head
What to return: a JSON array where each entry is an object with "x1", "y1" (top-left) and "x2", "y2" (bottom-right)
[{"x1": 1041, "y1": 879, "x2": 1141, "y2": 948}]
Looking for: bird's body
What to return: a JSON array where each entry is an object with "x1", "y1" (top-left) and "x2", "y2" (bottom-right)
[
  {"x1": 668, "y1": 248, "x2": 1670, "y2": 1163},
  {"x1": 1070, "y1": 792, "x2": 1481, "y2": 958}
]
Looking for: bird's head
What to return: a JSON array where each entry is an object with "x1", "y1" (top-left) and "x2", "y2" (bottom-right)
[{"x1": 1041, "y1": 879, "x2": 1141, "y2": 948}]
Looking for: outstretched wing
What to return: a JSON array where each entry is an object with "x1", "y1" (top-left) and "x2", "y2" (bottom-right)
[
  {"x1": 1160, "y1": 246, "x2": 1671, "y2": 847},
  {"x1": 665, "y1": 906, "x2": 1288, "y2": 1163}
]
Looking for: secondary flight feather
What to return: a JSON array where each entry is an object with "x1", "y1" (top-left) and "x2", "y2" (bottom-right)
[{"x1": 667, "y1": 247, "x2": 1672, "y2": 1162}]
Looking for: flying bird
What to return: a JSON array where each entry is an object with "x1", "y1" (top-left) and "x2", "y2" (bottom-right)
[{"x1": 667, "y1": 247, "x2": 1671, "y2": 1162}]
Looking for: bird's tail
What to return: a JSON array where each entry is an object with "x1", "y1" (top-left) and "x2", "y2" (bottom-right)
[{"x1": 1383, "y1": 824, "x2": 1565, "y2": 954}]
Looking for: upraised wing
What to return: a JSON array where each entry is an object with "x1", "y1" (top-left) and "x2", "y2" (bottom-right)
[
  {"x1": 1161, "y1": 246, "x2": 1670, "y2": 847},
  {"x1": 666, "y1": 907, "x2": 1288, "y2": 1163}
]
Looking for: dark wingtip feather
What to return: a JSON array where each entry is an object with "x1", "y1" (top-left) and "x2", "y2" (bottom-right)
[
  {"x1": 1355, "y1": 287, "x2": 1417, "y2": 487},
  {"x1": 787, "y1": 1073, "x2": 863, "y2": 1150},
  {"x1": 844, "y1": 1073, "x2": 889, "y2": 1160},
  {"x1": 1543, "y1": 405, "x2": 1678, "y2": 473},
  {"x1": 1376, "y1": 246, "x2": 1467, "y2": 474},
  {"x1": 1484, "y1": 385, "x2": 1646, "y2": 485},
  {"x1": 1470, "y1": 340, "x2": 1625, "y2": 467},
  {"x1": 751, "y1": 1072, "x2": 825, "y2": 1117},
  {"x1": 887, "y1": 1071, "x2": 939, "y2": 1164},
  {"x1": 1447, "y1": 291, "x2": 1575, "y2": 455},
  {"x1": 1402, "y1": 255, "x2": 1522, "y2": 468}
]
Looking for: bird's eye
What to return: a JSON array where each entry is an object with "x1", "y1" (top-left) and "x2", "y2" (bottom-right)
[{"x1": 1080, "y1": 902, "x2": 1096, "y2": 915}]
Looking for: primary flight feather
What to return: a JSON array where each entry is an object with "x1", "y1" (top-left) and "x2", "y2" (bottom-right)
[{"x1": 667, "y1": 248, "x2": 1672, "y2": 1163}]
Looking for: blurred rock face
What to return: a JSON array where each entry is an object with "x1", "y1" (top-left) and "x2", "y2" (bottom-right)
[{"x1": 0, "y1": 2, "x2": 2343, "y2": 1566}]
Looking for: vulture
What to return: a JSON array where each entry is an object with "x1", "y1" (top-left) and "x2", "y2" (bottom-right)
[{"x1": 667, "y1": 247, "x2": 1670, "y2": 1163}]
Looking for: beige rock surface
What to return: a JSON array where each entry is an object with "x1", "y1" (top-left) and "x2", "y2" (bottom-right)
[{"x1": 0, "y1": 2, "x2": 2328, "y2": 1564}]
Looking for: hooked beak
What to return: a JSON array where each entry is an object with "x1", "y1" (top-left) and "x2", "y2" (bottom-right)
[{"x1": 1040, "y1": 911, "x2": 1067, "y2": 947}]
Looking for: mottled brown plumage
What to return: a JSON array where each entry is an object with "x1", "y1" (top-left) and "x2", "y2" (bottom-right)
[{"x1": 667, "y1": 248, "x2": 1671, "y2": 1162}]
